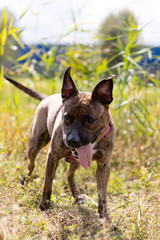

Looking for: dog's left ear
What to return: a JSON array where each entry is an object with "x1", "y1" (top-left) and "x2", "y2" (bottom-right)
[
  {"x1": 61, "y1": 66, "x2": 79, "y2": 99},
  {"x1": 91, "y1": 75, "x2": 116, "y2": 105}
]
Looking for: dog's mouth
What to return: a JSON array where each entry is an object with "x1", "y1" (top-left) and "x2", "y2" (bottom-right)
[
  {"x1": 72, "y1": 143, "x2": 93, "y2": 170},
  {"x1": 63, "y1": 127, "x2": 103, "y2": 170},
  {"x1": 72, "y1": 128, "x2": 102, "y2": 170}
]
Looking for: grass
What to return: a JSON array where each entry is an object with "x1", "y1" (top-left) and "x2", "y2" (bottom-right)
[{"x1": 0, "y1": 78, "x2": 160, "y2": 240}]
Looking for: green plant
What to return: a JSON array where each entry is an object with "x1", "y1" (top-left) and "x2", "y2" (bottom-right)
[
  {"x1": 0, "y1": 4, "x2": 160, "y2": 239},
  {"x1": 0, "y1": 8, "x2": 25, "y2": 88}
]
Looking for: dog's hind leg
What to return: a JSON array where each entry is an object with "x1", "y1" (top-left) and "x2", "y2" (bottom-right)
[
  {"x1": 21, "y1": 130, "x2": 50, "y2": 186},
  {"x1": 21, "y1": 109, "x2": 50, "y2": 186},
  {"x1": 26, "y1": 103, "x2": 51, "y2": 178},
  {"x1": 27, "y1": 130, "x2": 50, "y2": 177},
  {"x1": 67, "y1": 161, "x2": 80, "y2": 198}
]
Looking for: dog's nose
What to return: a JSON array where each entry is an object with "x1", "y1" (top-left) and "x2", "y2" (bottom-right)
[{"x1": 67, "y1": 135, "x2": 80, "y2": 148}]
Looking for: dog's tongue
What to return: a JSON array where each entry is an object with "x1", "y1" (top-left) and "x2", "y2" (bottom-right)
[{"x1": 75, "y1": 143, "x2": 93, "y2": 170}]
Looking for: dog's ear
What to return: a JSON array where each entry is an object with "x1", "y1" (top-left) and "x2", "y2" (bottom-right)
[
  {"x1": 61, "y1": 66, "x2": 79, "y2": 99},
  {"x1": 91, "y1": 75, "x2": 115, "y2": 105}
]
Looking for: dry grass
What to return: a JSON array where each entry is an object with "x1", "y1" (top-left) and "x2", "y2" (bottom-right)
[{"x1": 0, "y1": 82, "x2": 160, "y2": 239}]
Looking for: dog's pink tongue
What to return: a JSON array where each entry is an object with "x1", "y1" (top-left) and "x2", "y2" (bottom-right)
[{"x1": 75, "y1": 143, "x2": 93, "y2": 170}]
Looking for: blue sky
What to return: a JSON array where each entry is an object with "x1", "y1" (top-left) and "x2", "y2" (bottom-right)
[{"x1": 1, "y1": 0, "x2": 160, "y2": 46}]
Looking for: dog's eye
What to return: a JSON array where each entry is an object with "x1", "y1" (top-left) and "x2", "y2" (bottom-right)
[
  {"x1": 64, "y1": 115, "x2": 72, "y2": 124},
  {"x1": 85, "y1": 116, "x2": 95, "y2": 124}
]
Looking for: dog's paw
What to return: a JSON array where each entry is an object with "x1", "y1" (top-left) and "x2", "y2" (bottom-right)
[
  {"x1": 99, "y1": 217, "x2": 119, "y2": 234},
  {"x1": 75, "y1": 194, "x2": 87, "y2": 204},
  {"x1": 39, "y1": 200, "x2": 50, "y2": 211},
  {"x1": 99, "y1": 216, "x2": 111, "y2": 224},
  {"x1": 20, "y1": 176, "x2": 29, "y2": 187},
  {"x1": 110, "y1": 223, "x2": 119, "y2": 232},
  {"x1": 20, "y1": 176, "x2": 26, "y2": 186}
]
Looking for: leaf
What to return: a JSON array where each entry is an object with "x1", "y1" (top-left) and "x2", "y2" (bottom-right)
[
  {"x1": 119, "y1": 97, "x2": 134, "y2": 108},
  {"x1": 8, "y1": 28, "x2": 19, "y2": 35},
  {"x1": 97, "y1": 59, "x2": 107, "y2": 75},
  {"x1": 126, "y1": 56, "x2": 143, "y2": 70},
  {"x1": 17, "y1": 50, "x2": 32, "y2": 62},
  {"x1": 1, "y1": 27, "x2": 7, "y2": 46},
  {"x1": 31, "y1": 9, "x2": 39, "y2": 15},
  {"x1": 117, "y1": 36, "x2": 124, "y2": 51},
  {"x1": 133, "y1": 56, "x2": 143, "y2": 62},
  {"x1": 0, "y1": 45, "x2": 3, "y2": 56},
  {"x1": 0, "y1": 66, "x2": 4, "y2": 89},
  {"x1": 136, "y1": 100, "x2": 153, "y2": 128},
  {"x1": 8, "y1": 18, "x2": 13, "y2": 30},
  {"x1": 103, "y1": 36, "x2": 118, "y2": 41},
  {"x1": 10, "y1": 32, "x2": 25, "y2": 49},
  {"x1": 131, "y1": 109, "x2": 147, "y2": 128},
  {"x1": 17, "y1": 28, "x2": 25, "y2": 37},
  {"x1": 3, "y1": 8, "x2": 7, "y2": 26},
  {"x1": 110, "y1": 62, "x2": 125, "y2": 69},
  {"x1": 41, "y1": 1, "x2": 52, "y2": 5},
  {"x1": 131, "y1": 48, "x2": 151, "y2": 56},
  {"x1": 108, "y1": 51, "x2": 125, "y2": 64},
  {"x1": 19, "y1": 6, "x2": 30, "y2": 19},
  {"x1": 46, "y1": 49, "x2": 56, "y2": 72},
  {"x1": 148, "y1": 75, "x2": 160, "y2": 87},
  {"x1": 13, "y1": 92, "x2": 19, "y2": 109}
]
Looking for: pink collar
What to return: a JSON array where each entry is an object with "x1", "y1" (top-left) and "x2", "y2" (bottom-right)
[{"x1": 100, "y1": 120, "x2": 112, "y2": 140}]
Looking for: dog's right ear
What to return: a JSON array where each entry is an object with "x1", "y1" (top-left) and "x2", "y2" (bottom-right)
[
  {"x1": 61, "y1": 66, "x2": 79, "y2": 99},
  {"x1": 91, "y1": 75, "x2": 115, "y2": 105}
]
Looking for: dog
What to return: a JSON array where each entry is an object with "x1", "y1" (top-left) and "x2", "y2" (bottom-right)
[{"x1": 4, "y1": 67, "x2": 116, "y2": 223}]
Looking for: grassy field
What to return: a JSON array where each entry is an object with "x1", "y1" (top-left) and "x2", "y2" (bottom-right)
[{"x1": 0, "y1": 77, "x2": 160, "y2": 240}]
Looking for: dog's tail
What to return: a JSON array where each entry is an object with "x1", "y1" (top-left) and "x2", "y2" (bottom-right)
[{"x1": 4, "y1": 76, "x2": 48, "y2": 101}]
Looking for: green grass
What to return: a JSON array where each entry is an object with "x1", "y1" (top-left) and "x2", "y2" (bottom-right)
[{"x1": 0, "y1": 78, "x2": 160, "y2": 239}]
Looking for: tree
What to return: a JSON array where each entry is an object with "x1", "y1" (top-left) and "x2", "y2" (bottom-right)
[{"x1": 98, "y1": 9, "x2": 140, "y2": 66}]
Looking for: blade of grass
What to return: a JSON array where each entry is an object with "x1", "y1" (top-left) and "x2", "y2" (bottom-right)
[
  {"x1": 3, "y1": 7, "x2": 7, "y2": 26},
  {"x1": 0, "y1": 66, "x2": 4, "y2": 89},
  {"x1": 131, "y1": 108, "x2": 147, "y2": 128},
  {"x1": 10, "y1": 32, "x2": 25, "y2": 49},
  {"x1": 19, "y1": 6, "x2": 30, "y2": 19}
]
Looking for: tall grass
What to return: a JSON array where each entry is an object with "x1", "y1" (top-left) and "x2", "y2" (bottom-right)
[{"x1": 0, "y1": 6, "x2": 160, "y2": 240}]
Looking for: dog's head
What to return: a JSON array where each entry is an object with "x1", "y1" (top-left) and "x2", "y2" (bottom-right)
[{"x1": 61, "y1": 66, "x2": 115, "y2": 149}]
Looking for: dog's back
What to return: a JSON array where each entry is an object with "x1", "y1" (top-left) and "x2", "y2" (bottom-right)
[{"x1": 36, "y1": 94, "x2": 63, "y2": 135}]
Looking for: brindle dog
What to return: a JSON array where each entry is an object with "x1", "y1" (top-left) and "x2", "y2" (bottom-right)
[{"x1": 4, "y1": 67, "x2": 116, "y2": 223}]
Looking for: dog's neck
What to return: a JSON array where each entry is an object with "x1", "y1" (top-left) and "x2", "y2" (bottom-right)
[{"x1": 100, "y1": 120, "x2": 112, "y2": 140}]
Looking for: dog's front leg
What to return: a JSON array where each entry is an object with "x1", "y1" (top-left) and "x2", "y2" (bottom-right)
[
  {"x1": 40, "y1": 150, "x2": 58, "y2": 211},
  {"x1": 67, "y1": 161, "x2": 80, "y2": 198},
  {"x1": 96, "y1": 161, "x2": 111, "y2": 222}
]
